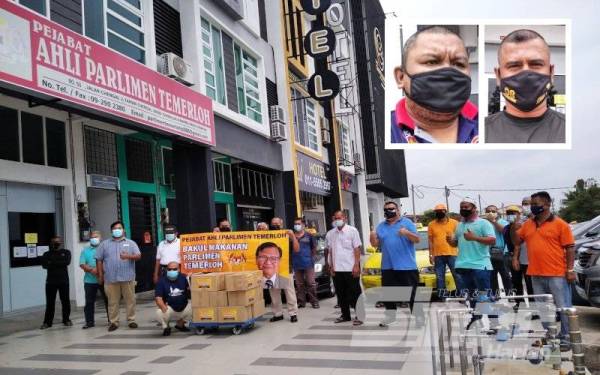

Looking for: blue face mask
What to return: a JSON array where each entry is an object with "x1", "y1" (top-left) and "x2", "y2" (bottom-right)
[
  {"x1": 165, "y1": 233, "x2": 176, "y2": 242},
  {"x1": 112, "y1": 229, "x2": 123, "y2": 238},
  {"x1": 90, "y1": 237, "x2": 100, "y2": 247},
  {"x1": 166, "y1": 270, "x2": 179, "y2": 280}
]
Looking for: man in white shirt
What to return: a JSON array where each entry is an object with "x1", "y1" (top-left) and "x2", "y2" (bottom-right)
[
  {"x1": 256, "y1": 242, "x2": 298, "y2": 323},
  {"x1": 326, "y1": 210, "x2": 363, "y2": 325},
  {"x1": 153, "y1": 225, "x2": 181, "y2": 284}
]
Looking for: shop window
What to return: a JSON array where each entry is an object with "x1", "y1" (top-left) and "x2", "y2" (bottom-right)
[
  {"x1": 125, "y1": 138, "x2": 154, "y2": 183},
  {"x1": 234, "y1": 43, "x2": 262, "y2": 123},
  {"x1": 237, "y1": 167, "x2": 274, "y2": 199},
  {"x1": 18, "y1": 0, "x2": 47, "y2": 15},
  {"x1": 201, "y1": 17, "x2": 226, "y2": 105},
  {"x1": 213, "y1": 160, "x2": 232, "y2": 193},
  {"x1": 0, "y1": 106, "x2": 20, "y2": 162},
  {"x1": 283, "y1": 0, "x2": 307, "y2": 74},
  {"x1": 46, "y1": 118, "x2": 67, "y2": 168},
  {"x1": 161, "y1": 147, "x2": 174, "y2": 189},
  {"x1": 292, "y1": 87, "x2": 319, "y2": 152},
  {"x1": 84, "y1": 0, "x2": 145, "y2": 63},
  {"x1": 21, "y1": 112, "x2": 45, "y2": 166},
  {"x1": 84, "y1": 126, "x2": 118, "y2": 177}
]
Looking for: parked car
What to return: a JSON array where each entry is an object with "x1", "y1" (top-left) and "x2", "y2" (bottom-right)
[
  {"x1": 573, "y1": 215, "x2": 600, "y2": 306},
  {"x1": 361, "y1": 227, "x2": 457, "y2": 295}
]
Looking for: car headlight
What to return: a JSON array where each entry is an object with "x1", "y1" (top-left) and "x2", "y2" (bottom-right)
[{"x1": 314, "y1": 263, "x2": 323, "y2": 273}]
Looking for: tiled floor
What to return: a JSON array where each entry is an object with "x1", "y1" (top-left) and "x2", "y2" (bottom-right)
[{"x1": 0, "y1": 297, "x2": 589, "y2": 374}]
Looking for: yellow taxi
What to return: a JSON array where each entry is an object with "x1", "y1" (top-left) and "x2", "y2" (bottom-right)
[{"x1": 362, "y1": 226, "x2": 456, "y2": 292}]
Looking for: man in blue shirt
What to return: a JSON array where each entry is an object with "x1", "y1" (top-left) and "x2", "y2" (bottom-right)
[
  {"x1": 447, "y1": 198, "x2": 497, "y2": 328},
  {"x1": 292, "y1": 217, "x2": 319, "y2": 309},
  {"x1": 484, "y1": 205, "x2": 513, "y2": 298},
  {"x1": 155, "y1": 261, "x2": 191, "y2": 336},
  {"x1": 79, "y1": 231, "x2": 108, "y2": 329},
  {"x1": 370, "y1": 201, "x2": 420, "y2": 327}
]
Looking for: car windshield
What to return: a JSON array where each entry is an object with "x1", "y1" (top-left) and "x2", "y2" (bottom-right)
[
  {"x1": 416, "y1": 231, "x2": 429, "y2": 251},
  {"x1": 572, "y1": 215, "x2": 600, "y2": 239}
]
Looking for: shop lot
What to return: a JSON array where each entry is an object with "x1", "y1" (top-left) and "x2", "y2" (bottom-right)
[{"x1": 0, "y1": 296, "x2": 599, "y2": 375}]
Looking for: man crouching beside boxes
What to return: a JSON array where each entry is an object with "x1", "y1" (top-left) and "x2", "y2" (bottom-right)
[
  {"x1": 155, "y1": 261, "x2": 192, "y2": 336},
  {"x1": 256, "y1": 242, "x2": 299, "y2": 323}
]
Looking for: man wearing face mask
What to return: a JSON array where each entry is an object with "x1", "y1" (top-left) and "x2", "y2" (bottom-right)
[
  {"x1": 511, "y1": 192, "x2": 575, "y2": 349},
  {"x1": 40, "y1": 236, "x2": 72, "y2": 329},
  {"x1": 326, "y1": 210, "x2": 363, "y2": 325},
  {"x1": 485, "y1": 29, "x2": 565, "y2": 143},
  {"x1": 370, "y1": 202, "x2": 421, "y2": 326},
  {"x1": 155, "y1": 261, "x2": 191, "y2": 336},
  {"x1": 484, "y1": 205, "x2": 512, "y2": 298},
  {"x1": 427, "y1": 204, "x2": 459, "y2": 299},
  {"x1": 270, "y1": 217, "x2": 300, "y2": 272},
  {"x1": 213, "y1": 218, "x2": 232, "y2": 232},
  {"x1": 79, "y1": 231, "x2": 108, "y2": 329},
  {"x1": 391, "y1": 26, "x2": 478, "y2": 144},
  {"x1": 447, "y1": 198, "x2": 497, "y2": 327},
  {"x1": 153, "y1": 225, "x2": 180, "y2": 285},
  {"x1": 96, "y1": 221, "x2": 142, "y2": 332},
  {"x1": 292, "y1": 217, "x2": 319, "y2": 309}
]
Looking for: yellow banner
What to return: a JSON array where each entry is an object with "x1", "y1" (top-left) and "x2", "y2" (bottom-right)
[{"x1": 180, "y1": 230, "x2": 290, "y2": 276}]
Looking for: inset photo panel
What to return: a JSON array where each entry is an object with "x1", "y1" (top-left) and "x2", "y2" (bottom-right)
[
  {"x1": 385, "y1": 22, "x2": 480, "y2": 148},
  {"x1": 483, "y1": 23, "x2": 570, "y2": 146}
]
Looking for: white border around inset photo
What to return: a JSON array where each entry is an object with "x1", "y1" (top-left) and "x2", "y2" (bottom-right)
[{"x1": 383, "y1": 18, "x2": 571, "y2": 150}]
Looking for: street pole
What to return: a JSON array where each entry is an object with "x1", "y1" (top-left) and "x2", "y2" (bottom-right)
[
  {"x1": 478, "y1": 194, "x2": 482, "y2": 213},
  {"x1": 444, "y1": 185, "x2": 450, "y2": 212},
  {"x1": 411, "y1": 184, "x2": 417, "y2": 223}
]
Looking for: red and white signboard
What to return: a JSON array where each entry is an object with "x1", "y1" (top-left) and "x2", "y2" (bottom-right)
[{"x1": 0, "y1": 0, "x2": 215, "y2": 146}]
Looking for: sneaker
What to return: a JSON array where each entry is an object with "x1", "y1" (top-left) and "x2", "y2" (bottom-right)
[
  {"x1": 298, "y1": 304, "x2": 306, "y2": 309},
  {"x1": 108, "y1": 323, "x2": 119, "y2": 332},
  {"x1": 162, "y1": 327, "x2": 171, "y2": 336},
  {"x1": 40, "y1": 323, "x2": 51, "y2": 330},
  {"x1": 290, "y1": 315, "x2": 298, "y2": 323},
  {"x1": 175, "y1": 324, "x2": 190, "y2": 332},
  {"x1": 63, "y1": 320, "x2": 73, "y2": 327},
  {"x1": 269, "y1": 315, "x2": 284, "y2": 322},
  {"x1": 82, "y1": 323, "x2": 95, "y2": 329},
  {"x1": 353, "y1": 318, "x2": 363, "y2": 326},
  {"x1": 128, "y1": 322, "x2": 138, "y2": 329},
  {"x1": 334, "y1": 316, "x2": 351, "y2": 323},
  {"x1": 379, "y1": 316, "x2": 395, "y2": 327},
  {"x1": 311, "y1": 303, "x2": 320, "y2": 309}
]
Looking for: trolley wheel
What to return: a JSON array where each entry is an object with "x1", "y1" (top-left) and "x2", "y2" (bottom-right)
[
  {"x1": 232, "y1": 326, "x2": 243, "y2": 335},
  {"x1": 194, "y1": 327, "x2": 205, "y2": 335}
]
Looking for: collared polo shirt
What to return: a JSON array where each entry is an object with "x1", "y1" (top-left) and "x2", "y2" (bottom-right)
[
  {"x1": 428, "y1": 218, "x2": 459, "y2": 256},
  {"x1": 391, "y1": 98, "x2": 479, "y2": 143},
  {"x1": 325, "y1": 224, "x2": 362, "y2": 272},
  {"x1": 95, "y1": 237, "x2": 141, "y2": 284},
  {"x1": 80, "y1": 246, "x2": 99, "y2": 284},
  {"x1": 517, "y1": 215, "x2": 574, "y2": 277},
  {"x1": 455, "y1": 218, "x2": 495, "y2": 270},
  {"x1": 156, "y1": 238, "x2": 181, "y2": 265},
  {"x1": 376, "y1": 217, "x2": 417, "y2": 270}
]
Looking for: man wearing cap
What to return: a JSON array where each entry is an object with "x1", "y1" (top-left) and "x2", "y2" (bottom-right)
[
  {"x1": 428, "y1": 204, "x2": 459, "y2": 299},
  {"x1": 504, "y1": 204, "x2": 534, "y2": 310},
  {"x1": 391, "y1": 26, "x2": 478, "y2": 143},
  {"x1": 153, "y1": 225, "x2": 181, "y2": 285},
  {"x1": 447, "y1": 198, "x2": 496, "y2": 326}
]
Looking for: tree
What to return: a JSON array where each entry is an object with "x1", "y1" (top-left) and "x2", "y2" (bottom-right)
[{"x1": 558, "y1": 178, "x2": 600, "y2": 223}]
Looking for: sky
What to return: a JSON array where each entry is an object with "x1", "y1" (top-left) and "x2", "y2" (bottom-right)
[{"x1": 378, "y1": 0, "x2": 600, "y2": 214}]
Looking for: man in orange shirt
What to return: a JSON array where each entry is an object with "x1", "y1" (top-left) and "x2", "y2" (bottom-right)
[
  {"x1": 511, "y1": 191, "x2": 575, "y2": 349},
  {"x1": 428, "y1": 204, "x2": 459, "y2": 299}
]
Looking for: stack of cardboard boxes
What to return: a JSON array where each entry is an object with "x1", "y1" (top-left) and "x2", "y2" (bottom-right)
[{"x1": 191, "y1": 270, "x2": 266, "y2": 323}]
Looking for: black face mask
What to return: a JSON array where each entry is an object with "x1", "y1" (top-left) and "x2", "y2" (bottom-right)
[
  {"x1": 500, "y1": 71, "x2": 552, "y2": 112},
  {"x1": 531, "y1": 205, "x2": 545, "y2": 216},
  {"x1": 435, "y1": 211, "x2": 446, "y2": 219},
  {"x1": 383, "y1": 209, "x2": 397, "y2": 219},
  {"x1": 219, "y1": 227, "x2": 231, "y2": 232},
  {"x1": 459, "y1": 209, "x2": 472, "y2": 218},
  {"x1": 51, "y1": 242, "x2": 62, "y2": 250},
  {"x1": 270, "y1": 225, "x2": 281, "y2": 230},
  {"x1": 405, "y1": 67, "x2": 472, "y2": 113}
]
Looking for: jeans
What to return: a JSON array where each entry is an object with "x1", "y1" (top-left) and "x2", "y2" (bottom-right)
[
  {"x1": 531, "y1": 276, "x2": 572, "y2": 340},
  {"x1": 455, "y1": 268, "x2": 497, "y2": 323},
  {"x1": 44, "y1": 282, "x2": 70, "y2": 325},
  {"x1": 434, "y1": 256, "x2": 457, "y2": 295},
  {"x1": 294, "y1": 268, "x2": 318, "y2": 305},
  {"x1": 84, "y1": 283, "x2": 108, "y2": 325},
  {"x1": 332, "y1": 272, "x2": 361, "y2": 320}
]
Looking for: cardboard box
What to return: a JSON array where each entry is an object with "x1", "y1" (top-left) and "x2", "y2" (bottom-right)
[
  {"x1": 251, "y1": 299, "x2": 266, "y2": 318},
  {"x1": 251, "y1": 270, "x2": 263, "y2": 282},
  {"x1": 218, "y1": 306, "x2": 252, "y2": 322},
  {"x1": 227, "y1": 287, "x2": 260, "y2": 306},
  {"x1": 209, "y1": 291, "x2": 228, "y2": 307},
  {"x1": 191, "y1": 273, "x2": 226, "y2": 291},
  {"x1": 225, "y1": 272, "x2": 258, "y2": 291},
  {"x1": 191, "y1": 290, "x2": 210, "y2": 308},
  {"x1": 193, "y1": 307, "x2": 218, "y2": 322}
]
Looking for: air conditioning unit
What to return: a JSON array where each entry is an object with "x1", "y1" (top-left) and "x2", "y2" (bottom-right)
[
  {"x1": 321, "y1": 128, "x2": 331, "y2": 145},
  {"x1": 158, "y1": 53, "x2": 194, "y2": 86},
  {"x1": 321, "y1": 117, "x2": 330, "y2": 131},
  {"x1": 269, "y1": 105, "x2": 287, "y2": 142},
  {"x1": 353, "y1": 152, "x2": 363, "y2": 173}
]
